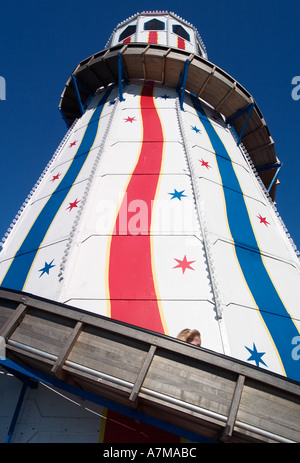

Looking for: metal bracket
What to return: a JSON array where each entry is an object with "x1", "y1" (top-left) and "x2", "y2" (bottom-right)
[
  {"x1": 254, "y1": 161, "x2": 283, "y2": 194},
  {"x1": 256, "y1": 162, "x2": 282, "y2": 173},
  {"x1": 226, "y1": 102, "x2": 254, "y2": 145},
  {"x1": 118, "y1": 52, "x2": 128, "y2": 102},
  {"x1": 267, "y1": 163, "x2": 283, "y2": 193}
]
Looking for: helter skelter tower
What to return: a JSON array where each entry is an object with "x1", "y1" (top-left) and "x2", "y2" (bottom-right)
[{"x1": 0, "y1": 11, "x2": 300, "y2": 444}]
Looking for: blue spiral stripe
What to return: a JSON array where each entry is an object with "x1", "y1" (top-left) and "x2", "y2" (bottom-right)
[
  {"x1": 191, "y1": 94, "x2": 299, "y2": 381},
  {"x1": 1, "y1": 88, "x2": 112, "y2": 291}
]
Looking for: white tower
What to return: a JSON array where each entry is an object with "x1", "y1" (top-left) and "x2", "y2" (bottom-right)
[{"x1": 0, "y1": 11, "x2": 299, "y2": 443}]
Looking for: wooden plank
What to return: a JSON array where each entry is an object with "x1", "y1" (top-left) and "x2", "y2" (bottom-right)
[
  {"x1": 62, "y1": 364, "x2": 133, "y2": 405},
  {"x1": 0, "y1": 288, "x2": 298, "y2": 397},
  {"x1": 0, "y1": 296, "x2": 21, "y2": 329},
  {"x1": 215, "y1": 82, "x2": 237, "y2": 111},
  {"x1": 220, "y1": 374, "x2": 245, "y2": 441},
  {"x1": 0, "y1": 303, "x2": 27, "y2": 339},
  {"x1": 196, "y1": 66, "x2": 216, "y2": 97},
  {"x1": 129, "y1": 344, "x2": 157, "y2": 405},
  {"x1": 51, "y1": 321, "x2": 83, "y2": 376},
  {"x1": 67, "y1": 328, "x2": 148, "y2": 383},
  {"x1": 0, "y1": 306, "x2": 15, "y2": 331},
  {"x1": 10, "y1": 311, "x2": 74, "y2": 356},
  {"x1": 143, "y1": 352, "x2": 236, "y2": 419},
  {"x1": 138, "y1": 396, "x2": 225, "y2": 441},
  {"x1": 1, "y1": 295, "x2": 299, "y2": 442},
  {"x1": 237, "y1": 382, "x2": 300, "y2": 441}
]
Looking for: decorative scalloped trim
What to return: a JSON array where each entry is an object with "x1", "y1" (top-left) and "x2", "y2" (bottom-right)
[
  {"x1": 0, "y1": 118, "x2": 79, "y2": 250},
  {"x1": 175, "y1": 95, "x2": 222, "y2": 321},
  {"x1": 58, "y1": 91, "x2": 118, "y2": 281},
  {"x1": 228, "y1": 125, "x2": 300, "y2": 265}
]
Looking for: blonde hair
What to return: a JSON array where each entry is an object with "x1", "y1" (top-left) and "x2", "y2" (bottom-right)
[{"x1": 177, "y1": 328, "x2": 201, "y2": 344}]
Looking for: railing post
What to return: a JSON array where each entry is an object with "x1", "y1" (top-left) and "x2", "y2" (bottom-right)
[
  {"x1": 220, "y1": 374, "x2": 245, "y2": 441},
  {"x1": 129, "y1": 344, "x2": 157, "y2": 406}
]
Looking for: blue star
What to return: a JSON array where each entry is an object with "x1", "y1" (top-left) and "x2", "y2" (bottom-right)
[
  {"x1": 160, "y1": 94, "x2": 170, "y2": 100},
  {"x1": 168, "y1": 189, "x2": 187, "y2": 201},
  {"x1": 109, "y1": 99, "x2": 116, "y2": 106},
  {"x1": 245, "y1": 343, "x2": 267, "y2": 367},
  {"x1": 39, "y1": 259, "x2": 55, "y2": 278},
  {"x1": 191, "y1": 125, "x2": 201, "y2": 133}
]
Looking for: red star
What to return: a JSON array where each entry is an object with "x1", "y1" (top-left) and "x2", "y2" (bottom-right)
[
  {"x1": 173, "y1": 255, "x2": 196, "y2": 274},
  {"x1": 257, "y1": 214, "x2": 270, "y2": 226},
  {"x1": 199, "y1": 158, "x2": 211, "y2": 169},
  {"x1": 66, "y1": 198, "x2": 80, "y2": 211},
  {"x1": 124, "y1": 116, "x2": 136, "y2": 123},
  {"x1": 51, "y1": 173, "x2": 61, "y2": 182},
  {"x1": 69, "y1": 140, "x2": 77, "y2": 148}
]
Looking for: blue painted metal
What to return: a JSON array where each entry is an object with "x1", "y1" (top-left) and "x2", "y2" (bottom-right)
[
  {"x1": 58, "y1": 107, "x2": 70, "y2": 128},
  {"x1": 0, "y1": 359, "x2": 216, "y2": 443},
  {"x1": 191, "y1": 94, "x2": 300, "y2": 382},
  {"x1": 267, "y1": 163, "x2": 283, "y2": 193},
  {"x1": 0, "y1": 87, "x2": 113, "y2": 291},
  {"x1": 5, "y1": 382, "x2": 28, "y2": 443},
  {"x1": 75, "y1": 75, "x2": 93, "y2": 97},
  {"x1": 229, "y1": 124, "x2": 241, "y2": 145},
  {"x1": 256, "y1": 162, "x2": 282, "y2": 172},
  {"x1": 226, "y1": 103, "x2": 254, "y2": 124},
  {"x1": 118, "y1": 52, "x2": 128, "y2": 102},
  {"x1": 71, "y1": 74, "x2": 85, "y2": 115},
  {"x1": 2, "y1": 364, "x2": 37, "y2": 443},
  {"x1": 177, "y1": 59, "x2": 190, "y2": 110},
  {"x1": 226, "y1": 103, "x2": 254, "y2": 145},
  {"x1": 237, "y1": 103, "x2": 254, "y2": 145}
]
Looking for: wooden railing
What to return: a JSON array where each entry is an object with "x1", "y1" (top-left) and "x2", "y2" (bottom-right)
[{"x1": 0, "y1": 287, "x2": 299, "y2": 443}]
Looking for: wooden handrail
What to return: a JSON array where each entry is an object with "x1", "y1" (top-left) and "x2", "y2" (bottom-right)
[{"x1": 0, "y1": 287, "x2": 299, "y2": 443}]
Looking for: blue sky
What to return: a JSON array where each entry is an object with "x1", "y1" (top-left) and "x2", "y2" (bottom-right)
[{"x1": 0, "y1": 0, "x2": 299, "y2": 254}]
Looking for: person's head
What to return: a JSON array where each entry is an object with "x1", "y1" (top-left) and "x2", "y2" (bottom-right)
[{"x1": 177, "y1": 329, "x2": 201, "y2": 347}]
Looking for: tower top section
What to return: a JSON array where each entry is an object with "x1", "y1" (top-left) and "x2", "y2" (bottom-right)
[
  {"x1": 59, "y1": 11, "x2": 278, "y2": 199},
  {"x1": 106, "y1": 11, "x2": 207, "y2": 58}
]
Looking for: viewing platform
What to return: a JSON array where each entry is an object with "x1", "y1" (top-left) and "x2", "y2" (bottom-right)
[
  {"x1": 1, "y1": 287, "x2": 299, "y2": 443},
  {"x1": 59, "y1": 43, "x2": 279, "y2": 199}
]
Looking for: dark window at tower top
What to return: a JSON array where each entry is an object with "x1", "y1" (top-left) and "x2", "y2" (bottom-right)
[
  {"x1": 144, "y1": 19, "x2": 165, "y2": 30},
  {"x1": 119, "y1": 25, "x2": 136, "y2": 41},
  {"x1": 172, "y1": 24, "x2": 190, "y2": 42}
]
